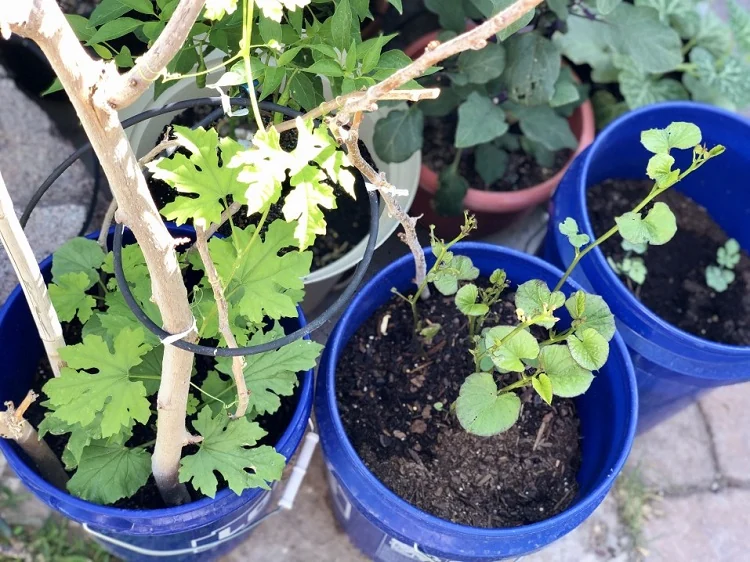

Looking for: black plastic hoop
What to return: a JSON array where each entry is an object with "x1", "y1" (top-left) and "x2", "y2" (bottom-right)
[{"x1": 44, "y1": 96, "x2": 380, "y2": 357}]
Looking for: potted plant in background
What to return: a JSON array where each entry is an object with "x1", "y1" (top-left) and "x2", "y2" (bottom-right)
[
  {"x1": 372, "y1": 0, "x2": 595, "y2": 239},
  {"x1": 546, "y1": 102, "x2": 750, "y2": 433},
  {"x1": 315, "y1": 120, "x2": 724, "y2": 560},
  {"x1": 94, "y1": 0, "x2": 422, "y2": 311},
  {"x1": 554, "y1": 0, "x2": 750, "y2": 128}
]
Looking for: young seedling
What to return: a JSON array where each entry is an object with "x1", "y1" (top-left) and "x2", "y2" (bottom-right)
[
  {"x1": 401, "y1": 122, "x2": 724, "y2": 437},
  {"x1": 706, "y1": 238, "x2": 741, "y2": 292},
  {"x1": 608, "y1": 240, "x2": 648, "y2": 293}
]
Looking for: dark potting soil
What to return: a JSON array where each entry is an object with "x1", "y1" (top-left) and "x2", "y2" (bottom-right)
[
  {"x1": 588, "y1": 179, "x2": 750, "y2": 346},
  {"x1": 336, "y1": 287, "x2": 581, "y2": 528},
  {"x1": 25, "y1": 279, "x2": 301, "y2": 510},
  {"x1": 422, "y1": 115, "x2": 571, "y2": 193},
  {"x1": 148, "y1": 107, "x2": 375, "y2": 271}
]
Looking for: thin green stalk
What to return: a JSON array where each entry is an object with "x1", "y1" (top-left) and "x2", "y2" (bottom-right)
[
  {"x1": 498, "y1": 376, "x2": 533, "y2": 394},
  {"x1": 243, "y1": 0, "x2": 265, "y2": 131},
  {"x1": 553, "y1": 158, "x2": 710, "y2": 293}
]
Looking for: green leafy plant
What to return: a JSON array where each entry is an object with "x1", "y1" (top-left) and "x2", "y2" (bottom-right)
[
  {"x1": 608, "y1": 239, "x2": 648, "y2": 289},
  {"x1": 706, "y1": 238, "x2": 741, "y2": 292},
  {"x1": 57, "y1": 0, "x2": 410, "y2": 106},
  {"x1": 396, "y1": 122, "x2": 723, "y2": 436},
  {"x1": 372, "y1": 1, "x2": 586, "y2": 215},
  {"x1": 555, "y1": 0, "x2": 750, "y2": 127},
  {"x1": 38, "y1": 115, "x2": 350, "y2": 504}
]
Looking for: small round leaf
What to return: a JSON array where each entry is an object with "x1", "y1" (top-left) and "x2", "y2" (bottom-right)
[
  {"x1": 456, "y1": 373, "x2": 522, "y2": 436},
  {"x1": 567, "y1": 328, "x2": 610, "y2": 370}
]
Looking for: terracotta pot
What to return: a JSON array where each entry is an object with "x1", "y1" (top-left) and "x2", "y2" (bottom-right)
[{"x1": 404, "y1": 30, "x2": 596, "y2": 239}]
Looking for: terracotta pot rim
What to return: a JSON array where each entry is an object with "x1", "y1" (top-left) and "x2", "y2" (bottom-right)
[{"x1": 405, "y1": 29, "x2": 597, "y2": 215}]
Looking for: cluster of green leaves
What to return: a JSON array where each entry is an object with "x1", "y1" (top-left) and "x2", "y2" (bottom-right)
[
  {"x1": 59, "y1": 0, "x2": 410, "y2": 107},
  {"x1": 372, "y1": 1, "x2": 586, "y2": 215},
  {"x1": 413, "y1": 224, "x2": 615, "y2": 436},
  {"x1": 607, "y1": 240, "x2": 648, "y2": 287},
  {"x1": 706, "y1": 238, "x2": 741, "y2": 292},
  {"x1": 555, "y1": 0, "x2": 750, "y2": 128},
  {"x1": 41, "y1": 120, "x2": 334, "y2": 505}
]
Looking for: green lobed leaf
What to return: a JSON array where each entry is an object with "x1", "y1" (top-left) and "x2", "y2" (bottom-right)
[
  {"x1": 455, "y1": 92, "x2": 508, "y2": 148},
  {"x1": 148, "y1": 126, "x2": 244, "y2": 228},
  {"x1": 705, "y1": 265, "x2": 735, "y2": 292},
  {"x1": 457, "y1": 43, "x2": 506, "y2": 85},
  {"x1": 640, "y1": 122, "x2": 702, "y2": 154},
  {"x1": 502, "y1": 33, "x2": 561, "y2": 106},
  {"x1": 728, "y1": 0, "x2": 750, "y2": 54},
  {"x1": 558, "y1": 217, "x2": 590, "y2": 250},
  {"x1": 645, "y1": 153, "x2": 678, "y2": 187},
  {"x1": 717, "y1": 239, "x2": 741, "y2": 269},
  {"x1": 455, "y1": 284, "x2": 490, "y2": 317},
  {"x1": 539, "y1": 345, "x2": 594, "y2": 397},
  {"x1": 179, "y1": 408, "x2": 286, "y2": 497},
  {"x1": 567, "y1": 328, "x2": 609, "y2": 370},
  {"x1": 485, "y1": 325, "x2": 540, "y2": 373},
  {"x1": 372, "y1": 108, "x2": 423, "y2": 164},
  {"x1": 429, "y1": 254, "x2": 480, "y2": 295},
  {"x1": 474, "y1": 144, "x2": 508, "y2": 186},
  {"x1": 44, "y1": 329, "x2": 152, "y2": 438},
  {"x1": 67, "y1": 441, "x2": 151, "y2": 504},
  {"x1": 48, "y1": 272, "x2": 97, "y2": 324},
  {"x1": 52, "y1": 237, "x2": 105, "y2": 286},
  {"x1": 455, "y1": 373, "x2": 521, "y2": 436},
  {"x1": 619, "y1": 256, "x2": 648, "y2": 285},
  {"x1": 565, "y1": 291, "x2": 616, "y2": 341},
  {"x1": 215, "y1": 324, "x2": 322, "y2": 415},
  {"x1": 283, "y1": 166, "x2": 335, "y2": 250},
  {"x1": 618, "y1": 65, "x2": 688, "y2": 110},
  {"x1": 554, "y1": 15, "x2": 613, "y2": 81},
  {"x1": 515, "y1": 279, "x2": 565, "y2": 328},
  {"x1": 207, "y1": 220, "x2": 311, "y2": 324},
  {"x1": 532, "y1": 373, "x2": 553, "y2": 405},
  {"x1": 616, "y1": 202, "x2": 677, "y2": 246}
]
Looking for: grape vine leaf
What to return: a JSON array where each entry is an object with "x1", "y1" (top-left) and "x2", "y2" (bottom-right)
[
  {"x1": 52, "y1": 237, "x2": 105, "y2": 285},
  {"x1": 558, "y1": 217, "x2": 590, "y2": 249},
  {"x1": 539, "y1": 345, "x2": 594, "y2": 397},
  {"x1": 48, "y1": 272, "x2": 97, "y2": 323},
  {"x1": 67, "y1": 441, "x2": 151, "y2": 504},
  {"x1": 283, "y1": 165, "x2": 336, "y2": 250},
  {"x1": 215, "y1": 323, "x2": 322, "y2": 415},
  {"x1": 616, "y1": 202, "x2": 677, "y2": 246},
  {"x1": 485, "y1": 325, "x2": 539, "y2": 373},
  {"x1": 565, "y1": 290, "x2": 616, "y2": 341},
  {"x1": 147, "y1": 126, "x2": 244, "y2": 228},
  {"x1": 207, "y1": 220, "x2": 311, "y2": 323},
  {"x1": 179, "y1": 407, "x2": 286, "y2": 497},
  {"x1": 43, "y1": 328, "x2": 152, "y2": 438},
  {"x1": 567, "y1": 328, "x2": 609, "y2": 370},
  {"x1": 455, "y1": 284, "x2": 489, "y2": 317},
  {"x1": 456, "y1": 373, "x2": 521, "y2": 436}
]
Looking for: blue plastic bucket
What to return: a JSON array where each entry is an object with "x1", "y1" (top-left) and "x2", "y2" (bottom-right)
[
  {"x1": 546, "y1": 102, "x2": 750, "y2": 432},
  {"x1": 316, "y1": 243, "x2": 637, "y2": 561},
  {"x1": 0, "y1": 227, "x2": 314, "y2": 561}
]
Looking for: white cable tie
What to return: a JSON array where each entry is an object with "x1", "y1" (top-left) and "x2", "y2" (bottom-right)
[{"x1": 161, "y1": 317, "x2": 196, "y2": 345}]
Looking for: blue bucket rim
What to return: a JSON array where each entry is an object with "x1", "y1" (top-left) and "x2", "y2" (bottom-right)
[
  {"x1": 576, "y1": 100, "x2": 750, "y2": 355},
  {"x1": 321, "y1": 241, "x2": 638, "y2": 539},
  {"x1": 0, "y1": 241, "x2": 315, "y2": 523}
]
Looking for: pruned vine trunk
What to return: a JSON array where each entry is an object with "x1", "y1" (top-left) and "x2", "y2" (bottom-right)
[{"x1": 1, "y1": 0, "x2": 205, "y2": 505}]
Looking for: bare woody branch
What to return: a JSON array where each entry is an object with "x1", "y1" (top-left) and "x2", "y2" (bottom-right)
[
  {"x1": 0, "y1": 392, "x2": 69, "y2": 490},
  {"x1": 0, "y1": 170, "x2": 66, "y2": 376},
  {"x1": 194, "y1": 227, "x2": 250, "y2": 419},
  {"x1": 4, "y1": 0, "x2": 198, "y2": 506},
  {"x1": 106, "y1": 0, "x2": 207, "y2": 110}
]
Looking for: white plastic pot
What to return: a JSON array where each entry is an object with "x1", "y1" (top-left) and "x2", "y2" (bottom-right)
[{"x1": 121, "y1": 73, "x2": 420, "y2": 312}]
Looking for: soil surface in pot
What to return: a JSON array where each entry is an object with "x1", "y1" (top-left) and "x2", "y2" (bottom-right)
[
  {"x1": 149, "y1": 108, "x2": 375, "y2": 271},
  {"x1": 423, "y1": 115, "x2": 571, "y2": 193},
  {"x1": 588, "y1": 179, "x2": 750, "y2": 345},
  {"x1": 336, "y1": 285, "x2": 582, "y2": 528},
  {"x1": 27, "y1": 284, "x2": 302, "y2": 511}
]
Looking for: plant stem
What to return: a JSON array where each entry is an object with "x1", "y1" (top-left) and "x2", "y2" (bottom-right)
[
  {"x1": 553, "y1": 158, "x2": 713, "y2": 293},
  {"x1": 498, "y1": 376, "x2": 533, "y2": 394},
  {"x1": 242, "y1": 0, "x2": 264, "y2": 131}
]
